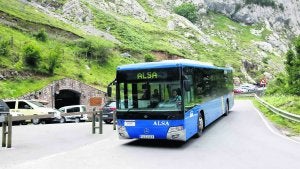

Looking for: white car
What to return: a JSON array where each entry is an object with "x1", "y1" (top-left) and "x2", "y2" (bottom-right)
[
  {"x1": 58, "y1": 105, "x2": 88, "y2": 123},
  {"x1": 240, "y1": 84, "x2": 257, "y2": 92},
  {"x1": 4, "y1": 99, "x2": 59, "y2": 124}
]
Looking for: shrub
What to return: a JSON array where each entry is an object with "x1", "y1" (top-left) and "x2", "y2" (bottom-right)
[
  {"x1": 0, "y1": 39, "x2": 10, "y2": 56},
  {"x1": 35, "y1": 29, "x2": 48, "y2": 42},
  {"x1": 23, "y1": 43, "x2": 41, "y2": 68},
  {"x1": 144, "y1": 54, "x2": 155, "y2": 62},
  {"x1": 77, "y1": 39, "x2": 111, "y2": 63},
  {"x1": 174, "y1": 3, "x2": 198, "y2": 23},
  {"x1": 47, "y1": 49, "x2": 62, "y2": 75}
]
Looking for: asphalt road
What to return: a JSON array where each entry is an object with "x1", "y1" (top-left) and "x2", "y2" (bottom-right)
[{"x1": 1, "y1": 100, "x2": 300, "y2": 169}]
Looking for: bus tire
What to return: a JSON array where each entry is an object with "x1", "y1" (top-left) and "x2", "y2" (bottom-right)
[
  {"x1": 194, "y1": 113, "x2": 204, "y2": 138},
  {"x1": 224, "y1": 101, "x2": 229, "y2": 116}
]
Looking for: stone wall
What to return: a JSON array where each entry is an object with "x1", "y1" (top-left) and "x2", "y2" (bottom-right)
[{"x1": 19, "y1": 78, "x2": 107, "y2": 112}]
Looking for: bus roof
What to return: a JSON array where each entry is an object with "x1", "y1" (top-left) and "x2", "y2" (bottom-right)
[{"x1": 117, "y1": 59, "x2": 232, "y2": 71}]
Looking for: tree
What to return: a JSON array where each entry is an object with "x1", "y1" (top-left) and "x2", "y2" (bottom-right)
[
  {"x1": 174, "y1": 3, "x2": 198, "y2": 23},
  {"x1": 285, "y1": 37, "x2": 300, "y2": 95}
]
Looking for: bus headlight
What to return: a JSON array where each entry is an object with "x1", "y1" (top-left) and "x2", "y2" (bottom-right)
[
  {"x1": 167, "y1": 126, "x2": 185, "y2": 141},
  {"x1": 168, "y1": 126, "x2": 184, "y2": 133},
  {"x1": 118, "y1": 126, "x2": 130, "y2": 139}
]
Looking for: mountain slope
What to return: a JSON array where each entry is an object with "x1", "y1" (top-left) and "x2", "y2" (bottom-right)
[{"x1": 0, "y1": 0, "x2": 298, "y2": 97}]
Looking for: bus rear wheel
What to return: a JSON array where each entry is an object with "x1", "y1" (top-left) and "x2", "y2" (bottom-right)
[{"x1": 194, "y1": 113, "x2": 204, "y2": 138}]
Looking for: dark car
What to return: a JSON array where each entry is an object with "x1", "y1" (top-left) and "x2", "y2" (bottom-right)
[
  {"x1": 0, "y1": 99, "x2": 10, "y2": 123},
  {"x1": 102, "y1": 101, "x2": 116, "y2": 124}
]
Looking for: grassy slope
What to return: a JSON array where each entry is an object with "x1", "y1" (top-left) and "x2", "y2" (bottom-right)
[
  {"x1": 0, "y1": 0, "x2": 277, "y2": 98},
  {"x1": 261, "y1": 95, "x2": 300, "y2": 115},
  {"x1": 253, "y1": 98, "x2": 300, "y2": 135},
  {"x1": 0, "y1": 1, "x2": 134, "y2": 98}
]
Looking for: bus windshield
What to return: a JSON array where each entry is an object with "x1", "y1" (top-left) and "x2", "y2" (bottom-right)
[{"x1": 117, "y1": 81, "x2": 182, "y2": 111}]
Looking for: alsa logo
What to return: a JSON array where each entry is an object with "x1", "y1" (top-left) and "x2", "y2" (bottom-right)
[
  {"x1": 153, "y1": 121, "x2": 169, "y2": 126},
  {"x1": 137, "y1": 72, "x2": 158, "y2": 80}
]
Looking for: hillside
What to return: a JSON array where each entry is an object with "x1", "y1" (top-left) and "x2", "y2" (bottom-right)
[{"x1": 0, "y1": 0, "x2": 299, "y2": 98}]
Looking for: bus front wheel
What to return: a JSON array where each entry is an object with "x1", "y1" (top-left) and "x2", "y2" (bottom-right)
[{"x1": 194, "y1": 113, "x2": 204, "y2": 138}]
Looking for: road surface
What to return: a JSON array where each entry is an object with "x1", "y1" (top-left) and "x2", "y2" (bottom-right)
[{"x1": 1, "y1": 100, "x2": 300, "y2": 169}]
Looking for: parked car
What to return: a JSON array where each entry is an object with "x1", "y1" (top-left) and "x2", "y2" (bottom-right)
[
  {"x1": 4, "y1": 100, "x2": 58, "y2": 124},
  {"x1": 102, "y1": 101, "x2": 116, "y2": 124},
  {"x1": 240, "y1": 84, "x2": 258, "y2": 92},
  {"x1": 234, "y1": 86, "x2": 248, "y2": 94},
  {"x1": 0, "y1": 99, "x2": 10, "y2": 124},
  {"x1": 58, "y1": 105, "x2": 88, "y2": 123}
]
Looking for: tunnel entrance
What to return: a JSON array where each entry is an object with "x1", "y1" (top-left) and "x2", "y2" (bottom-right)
[{"x1": 55, "y1": 90, "x2": 81, "y2": 109}]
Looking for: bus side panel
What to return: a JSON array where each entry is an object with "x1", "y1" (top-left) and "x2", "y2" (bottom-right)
[
  {"x1": 184, "y1": 107, "x2": 200, "y2": 140},
  {"x1": 201, "y1": 98, "x2": 223, "y2": 126}
]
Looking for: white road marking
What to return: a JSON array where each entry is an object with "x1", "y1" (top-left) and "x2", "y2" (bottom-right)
[{"x1": 252, "y1": 102, "x2": 300, "y2": 144}]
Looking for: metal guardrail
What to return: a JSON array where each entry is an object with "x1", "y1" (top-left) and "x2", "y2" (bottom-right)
[
  {"x1": 254, "y1": 94, "x2": 300, "y2": 123},
  {"x1": 236, "y1": 93, "x2": 300, "y2": 123}
]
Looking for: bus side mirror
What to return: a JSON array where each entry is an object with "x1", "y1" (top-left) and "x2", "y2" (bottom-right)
[
  {"x1": 184, "y1": 80, "x2": 191, "y2": 91},
  {"x1": 107, "y1": 86, "x2": 112, "y2": 97}
]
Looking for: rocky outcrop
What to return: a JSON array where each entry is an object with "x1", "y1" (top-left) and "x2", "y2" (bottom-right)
[
  {"x1": 25, "y1": 0, "x2": 120, "y2": 43},
  {"x1": 62, "y1": 0, "x2": 93, "y2": 23},
  {"x1": 88, "y1": 0, "x2": 152, "y2": 22},
  {"x1": 0, "y1": 70, "x2": 32, "y2": 80},
  {"x1": 205, "y1": 0, "x2": 300, "y2": 37}
]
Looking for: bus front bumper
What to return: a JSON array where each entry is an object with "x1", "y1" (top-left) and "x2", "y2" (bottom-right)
[{"x1": 118, "y1": 126, "x2": 186, "y2": 141}]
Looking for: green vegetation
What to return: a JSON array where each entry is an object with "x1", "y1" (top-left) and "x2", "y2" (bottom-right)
[
  {"x1": 90, "y1": 6, "x2": 185, "y2": 56},
  {"x1": 0, "y1": 0, "x2": 284, "y2": 99},
  {"x1": 76, "y1": 38, "x2": 113, "y2": 64},
  {"x1": 256, "y1": 37, "x2": 300, "y2": 135},
  {"x1": 0, "y1": 38, "x2": 10, "y2": 56},
  {"x1": 266, "y1": 36, "x2": 300, "y2": 96},
  {"x1": 174, "y1": 3, "x2": 198, "y2": 23},
  {"x1": 144, "y1": 54, "x2": 156, "y2": 62},
  {"x1": 253, "y1": 100, "x2": 300, "y2": 135},
  {"x1": 35, "y1": 29, "x2": 48, "y2": 42},
  {"x1": 261, "y1": 95, "x2": 300, "y2": 115},
  {"x1": 23, "y1": 43, "x2": 41, "y2": 68},
  {"x1": 0, "y1": 0, "x2": 84, "y2": 36}
]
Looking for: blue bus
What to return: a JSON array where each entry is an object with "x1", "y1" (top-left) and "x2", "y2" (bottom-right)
[{"x1": 109, "y1": 59, "x2": 234, "y2": 141}]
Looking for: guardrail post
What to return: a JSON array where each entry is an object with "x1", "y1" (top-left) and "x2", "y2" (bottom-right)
[
  {"x1": 99, "y1": 111, "x2": 103, "y2": 134},
  {"x1": 2, "y1": 116, "x2": 7, "y2": 147},
  {"x1": 1, "y1": 114, "x2": 12, "y2": 148},
  {"x1": 92, "y1": 112, "x2": 96, "y2": 134},
  {"x1": 113, "y1": 111, "x2": 116, "y2": 130},
  {"x1": 92, "y1": 112, "x2": 103, "y2": 134},
  {"x1": 7, "y1": 114, "x2": 12, "y2": 148}
]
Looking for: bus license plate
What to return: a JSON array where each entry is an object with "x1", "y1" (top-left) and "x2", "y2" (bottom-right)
[{"x1": 140, "y1": 135, "x2": 154, "y2": 139}]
